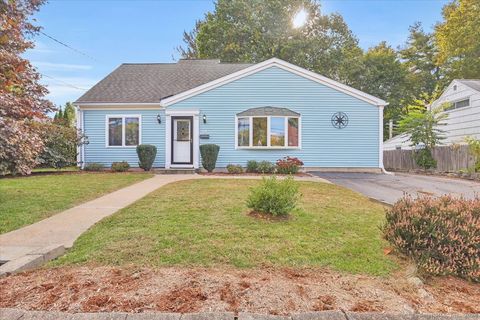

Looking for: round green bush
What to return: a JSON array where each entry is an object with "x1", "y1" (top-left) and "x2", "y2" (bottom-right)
[
  {"x1": 257, "y1": 161, "x2": 275, "y2": 174},
  {"x1": 111, "y1": 161, "x2": 130, "y2": 172},
  {"x1": 246, "y1": 160, "x2": 258, "y2": 173},
  {"x1": 83, "y1": 163, "x2": 104, "y2": 171},
  {"x1": 226, "y1": 164, "x2": 243, "y2": 174}
]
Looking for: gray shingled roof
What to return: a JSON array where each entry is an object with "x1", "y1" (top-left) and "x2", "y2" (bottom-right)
[
  {"x1": 75, "y1": 59, "x2": 253, "y2": 104},
  {"x1": 457, "y1": 79, "x2": 480, "y2": 92},
  {"x1": 237, "y1": 107, "x2": 300, "y2": 117}
]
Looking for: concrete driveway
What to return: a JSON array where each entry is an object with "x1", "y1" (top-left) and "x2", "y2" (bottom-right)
[{"x1": 310, "y1": 172, "x2": 480, "y2": 205}]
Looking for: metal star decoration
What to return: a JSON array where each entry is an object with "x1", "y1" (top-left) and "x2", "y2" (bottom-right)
[{"x1": 331, "y1": 112, "x2": 349, "y2": 129}]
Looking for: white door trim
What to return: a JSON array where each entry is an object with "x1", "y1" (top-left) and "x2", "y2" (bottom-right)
[{"x1": 165, "y1": 110, "x2": 200, "y2": 169}]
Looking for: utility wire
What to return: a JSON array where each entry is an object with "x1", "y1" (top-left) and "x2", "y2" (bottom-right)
[
  {"x1": 41, "y1": 73, "x2": 88, "y2": 91},
  {"x1": 40, "y1": 31, "x2": 97, "y2": 61}
]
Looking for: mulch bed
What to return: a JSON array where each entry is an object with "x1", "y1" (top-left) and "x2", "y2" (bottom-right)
[
  {"x1": 198, "y1": 172, "x2": 312, "y2": 177},
  {"x1": 1, "y1": 266, "x2": 479, "y2": 315}
]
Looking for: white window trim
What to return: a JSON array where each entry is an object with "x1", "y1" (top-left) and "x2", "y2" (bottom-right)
[
  {"x1": 105, "y1": 114, "x2": 142, "y2": 148},
  {"x1": 235, "y1": 115, "x2": 302, "y2": 150}
]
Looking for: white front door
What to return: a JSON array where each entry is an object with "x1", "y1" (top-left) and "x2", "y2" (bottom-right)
[{"x1": 172, "y1": 117, "x2": 193, "y2": 164}]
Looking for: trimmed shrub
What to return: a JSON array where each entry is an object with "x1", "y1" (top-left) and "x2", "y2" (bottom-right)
[
  {"x1": 199, "y1": 144, "x2": 220, "y2": 172},
  {"x1": 247, "y1": 176, "x2": 301, "y2": 216},
  {"x1": 37, "y1": 122, "x2": 87, "y2": 169},
  {"x1": 111, "y1": 161, "x2": 130, "y2": 172},
  {"x1": 257, "y1": 160, "x2": 275, "y2": 174},
  {"x1": 84, "y1": 163, "x2": 104, "y2": 171},
  {"x1": 136, "y1": 144, "x2": 157, "y2": 171},
  {"x1": 276, "y1": 156, "x2": 304, "y2": 174},
  {"x1": 246, "y1": 160, "x2": 258, "y2": 173},
  {"x1": 383, "y1": 195, "x2": 480, "y2": 282},
  {"x1": 226, "y1": 164, "x2": 243, "y2": 174},
  {"x1": 414, "y1": 148, "x2": 436, "y2": 170}
]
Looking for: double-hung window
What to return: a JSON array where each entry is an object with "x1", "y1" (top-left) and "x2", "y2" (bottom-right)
[
  {"x1": 106, "y1": 115, "x2": 141, "y2": 147},
  {"x1": 236, "y1": 107, "x2": 300, "y2": 149}
]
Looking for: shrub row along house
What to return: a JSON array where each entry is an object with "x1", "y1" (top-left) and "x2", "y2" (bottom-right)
[{"x1": 74, "y1": 58, "x2": 387, "y2": 171}]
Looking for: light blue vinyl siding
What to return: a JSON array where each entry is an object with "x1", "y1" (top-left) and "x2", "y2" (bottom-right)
[
  {"x1": 83, "y1": 109, "x2": 165, "y2": 167},
  {"x1": 169, "y1": 66, "x2": 380, "y2": 168}
]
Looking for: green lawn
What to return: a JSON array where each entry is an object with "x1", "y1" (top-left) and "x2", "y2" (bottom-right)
[
  {"x1": 0, "y1": 173, "x2": 153, "y2": 234},
  {"x1": 54, "y1": 179, "x2": 398, "y2": 276}
]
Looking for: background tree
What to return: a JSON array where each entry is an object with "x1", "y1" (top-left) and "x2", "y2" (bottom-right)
[
  {"x1": 358, "y1": 42, "x2": 410, "y2": 137},
  {"x1": 400, "y1": 22, "x2": 441, "y2": 98},
  {"x1": 435, "y1": 0, "x2": 480, "y2": 81},
  {"x1": 53, "y1": 102, "x2": 76, "y2": 127},
  {"x1": 0, "y1": 0, "x2": 54, "y2": 175},
  {"x1": 178, "y1": 0, "x2": 364, "y2": 85}
]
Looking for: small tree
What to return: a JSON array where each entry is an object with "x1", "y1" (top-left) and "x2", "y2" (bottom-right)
[
  {"x1": 36, "y1": 122, "x2": 87, "y2": 169},
  {"x1": 398, "y1": 96, "x2": 448, "y2": 169},
  {"x1": 465, "y1": 136, "x2": 480, "y2": 172}
]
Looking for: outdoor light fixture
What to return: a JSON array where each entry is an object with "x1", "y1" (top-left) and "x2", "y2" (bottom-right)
[
  {"x1": 156, "y1": 114, "x2": 161, "y2": 124},
  {"x1": 203, "y1": 114, "x2": 207, "y2": 124}
]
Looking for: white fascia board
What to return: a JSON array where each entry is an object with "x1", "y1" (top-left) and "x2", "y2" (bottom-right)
[
  {"x1": 160, "y1": 57, "x2": 388, "y2": 107},
  {"x1": 75, "y1": 102, "x2": 163, "y2": 110}
]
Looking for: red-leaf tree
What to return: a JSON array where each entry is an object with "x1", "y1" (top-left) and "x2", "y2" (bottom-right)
[{"x1": 0, "y1": 0, "x2": 55, "y2": 175}]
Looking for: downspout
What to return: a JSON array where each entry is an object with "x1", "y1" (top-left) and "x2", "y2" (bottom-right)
[
  {"x1": 379, "y1": 105, "x2": 394, "y2": 175},
  {"x1": 75, "y1": 105, "x2": 85, "y2": 169}
]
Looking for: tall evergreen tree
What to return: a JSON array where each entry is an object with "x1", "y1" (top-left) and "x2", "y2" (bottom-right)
[
  {"x1": 358, "y1": 42, "x2": 410, "y2": 137},
  {"x1": 400, "y1": 22, "x2": 441, "y2": 97},
  {"x1": 63, "y1": 102, "x2": 76, "y2": 127}
]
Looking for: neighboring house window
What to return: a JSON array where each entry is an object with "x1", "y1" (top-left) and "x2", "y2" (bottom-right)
[
  {"x1": 106, "y1": 115, "x2": 141, "y2": 147},
  {"x1": 236, "y1": 115, "x2": 300, "y2": 148},
  {"x1": 446, "y1": 99, "x2": 470, "y2": 111}
]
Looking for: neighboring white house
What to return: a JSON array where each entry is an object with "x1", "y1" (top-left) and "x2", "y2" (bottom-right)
[{"x1": 384, "y1": 79, "x2": 480, "y2": 150}]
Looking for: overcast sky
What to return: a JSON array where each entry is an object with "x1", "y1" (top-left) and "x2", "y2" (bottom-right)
[{"x1": 25, "y1": 0, "x2": 449, "y2": 107}]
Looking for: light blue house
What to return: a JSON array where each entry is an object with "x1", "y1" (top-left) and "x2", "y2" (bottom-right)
[{"x1": 75, "y1": 58, "x2": 387, "y2": 171}]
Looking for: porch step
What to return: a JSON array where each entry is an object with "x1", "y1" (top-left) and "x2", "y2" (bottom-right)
[{"x1": 154, "y1": 169, "x2": 198, "y2": 174}]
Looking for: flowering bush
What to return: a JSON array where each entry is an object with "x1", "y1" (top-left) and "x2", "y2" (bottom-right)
[
  {"x1": 383, "y1": 195, "x2": 480, "y2": 282},
  {"x1": 276, "y1": 156, "x2": 304, "y2": 174}
]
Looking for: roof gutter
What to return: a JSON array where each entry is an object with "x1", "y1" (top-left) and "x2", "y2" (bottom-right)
[{"x1": 74, "y1": 102, "x2": 163, "y2": 110}]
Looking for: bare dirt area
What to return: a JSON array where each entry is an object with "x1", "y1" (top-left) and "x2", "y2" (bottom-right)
[{"x1": 0, "y1": 266, "x2": 479, "y2": 315}]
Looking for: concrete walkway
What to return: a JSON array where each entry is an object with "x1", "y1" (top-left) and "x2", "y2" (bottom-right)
[
  {"x1": 1, "y1": 309, "x2": 478, "y2": 320},
  {"x1": 0, "y1": 175, "x2": 198, "y2": 264},
  {"x1": 0, "y1": 174, "x2": 328, "y2": 271}
]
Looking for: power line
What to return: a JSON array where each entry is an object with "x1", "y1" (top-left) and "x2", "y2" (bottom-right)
[
  {"x1": 40, "y1": 31, "x2": 97, "y2": 61},
  {"x1": 41, "y1": 73, "x2": 88, "y2": 91}
]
